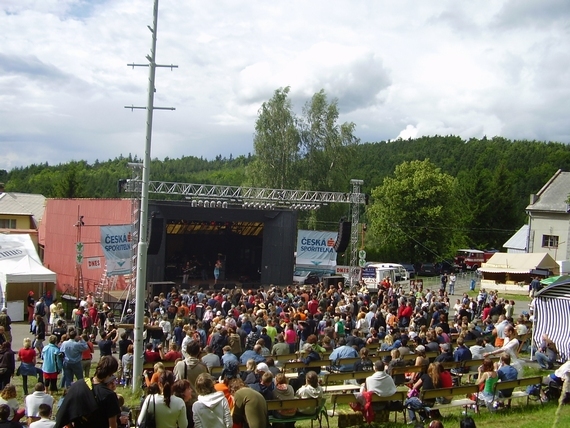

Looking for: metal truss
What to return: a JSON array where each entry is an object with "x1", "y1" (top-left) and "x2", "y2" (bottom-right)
[
  {"x1": 349, "y1": 179, "x2": 363, "y2": 287},
  {"x1": 125, "y1": 179, "x2": 366, "y2": 205}
]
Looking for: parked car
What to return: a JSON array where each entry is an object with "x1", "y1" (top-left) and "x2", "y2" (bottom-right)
[
  {"x1": 418, "y1": 263, "x2": 437, "y2": 277},
  {"x1": 401, "y1": 263, "x2": 416, "y2": 279},
  {"x1": 292, "y1": 270, "x2": 321, "y2": 285}
]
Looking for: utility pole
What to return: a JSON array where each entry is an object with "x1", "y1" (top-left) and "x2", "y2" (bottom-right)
[{"x1": 125, "y1": 0, "x2": 177, "y2": 391}]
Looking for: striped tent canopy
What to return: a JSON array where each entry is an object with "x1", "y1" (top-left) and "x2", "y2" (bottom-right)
[{"x1": 533, "y1": 279, "x2": 570, "y2": 362}]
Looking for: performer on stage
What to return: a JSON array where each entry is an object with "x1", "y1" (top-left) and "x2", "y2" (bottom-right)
[{"x1": 214, "y1": 258, "x2": 222, "y2": 285}]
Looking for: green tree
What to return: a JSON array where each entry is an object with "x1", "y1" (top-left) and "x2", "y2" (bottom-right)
[
  {"x1": 366, "y1": 159, "x2": 465, "y2": 262},
  {"x1": 299, "y1": 90, "x2": 359, "y2": 191},
  {"x1": 247, "y1": 87, "x2": 300, "y2": 189}
]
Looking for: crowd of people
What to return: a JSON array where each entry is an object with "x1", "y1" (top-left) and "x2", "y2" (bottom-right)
[{"x1": 0, "y1": 279, "x2": 564, "y2": 427}]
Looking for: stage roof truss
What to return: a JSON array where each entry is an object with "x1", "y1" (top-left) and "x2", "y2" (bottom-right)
[{"x1": 125, "y1": 180, "x2": 365, "y2": 205}]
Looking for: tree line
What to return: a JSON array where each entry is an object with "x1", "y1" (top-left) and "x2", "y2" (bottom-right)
[{"x1": 3, "y1": 88, "x2": 570, "y2": 264}]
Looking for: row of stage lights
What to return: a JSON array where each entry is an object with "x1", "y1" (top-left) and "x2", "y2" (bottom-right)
[
  {"x1": 243, "y1": 202, "x2": 276, "y2": 209},
  {"x1": 189, "y1": 199, "x2": 321, "y2": 211},
  {"x1": 190, "y1": 200, "x2": 229, "y2": 208},
  {"x1": 290, "y1": 204, "x2": 321, "y2": 210}
]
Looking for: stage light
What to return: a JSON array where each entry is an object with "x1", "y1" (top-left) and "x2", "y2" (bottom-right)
[
  {"x1": 198, "y1": 200, "x2": 204, "y2": 207},
  {"x1": 204, "y1": 201, "x2": 210, "y2": 208},
  {"x1": 191, "y1": 200, "x2": 197, "y2": 207},
  {"x1": 222, "y1": 202, "x2": 228, "y2": 208},
  {"x1": 216, "y1": 201, "x2": 222, "y2": 208}
]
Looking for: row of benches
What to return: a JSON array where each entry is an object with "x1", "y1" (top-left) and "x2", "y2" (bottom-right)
[{"x1": 265, "y1": 375, "x2": 543, "y2": 428}]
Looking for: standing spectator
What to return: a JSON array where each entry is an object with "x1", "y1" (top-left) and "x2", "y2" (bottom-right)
[
  {"x1": 56, "y1": 356, "x2": 122, "y2": 428},
  {"x1": 0, "y1": 309, "x2": 12, "y2": 344},
  {"x1": 80, "y1": 334, "x2": 94, "y2": 379},
  {"x1": 121, "y1": 345, "x2": 134, "y2": 387},
  {"x1": 0, "y1": 342, "x2": 15, "y2": 390},
  {"x1": 24, "y1": 383, "x2": 53, "y2": 426},
  {"x1": 27, "y1": 292, "x2": 36, "y2": 331},
  {"x1": 59, "y1": 330, "x2": 88, "y2": 388},
  {"x1": 448, "y1": 273, "x2": 457, "y2": 295},
  {"x1": 230, "y1": 379, "x2": 268, "y2": 428},
  {"x1": 17, "y1": 338, "x2": 40, "y2": 396},
  {"x1": 137, "y1": 371, "x2": 188, "y2": 428},
  {"x1": 201, "y1": 347, "x2": 221, "y2": 371},
  {"x1": 33, "y1": 316, "x2": 46, "y2": 355},
  {"x1": 97, "y1": 330, "x2": 118, "y2": 358},
  {"x1": 192, "y1": 373, "x2": 231, "y2": 428},
  {"x1": 41, "y1": 336, "x2": 61, "y2": 395},
  {"x1": 440, "y1": 272, "x2": 448, "y2": 292}
]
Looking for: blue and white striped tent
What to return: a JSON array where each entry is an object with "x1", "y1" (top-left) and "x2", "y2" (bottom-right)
[{"x1": 534, "y1": 279, "x2": 570, "y2": 362}]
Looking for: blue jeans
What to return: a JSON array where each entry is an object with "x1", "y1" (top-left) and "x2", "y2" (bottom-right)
[
  {"x1": 404, "y1": 397, "x2": 426, "y2": 421},
  {"x1": 63, "y1": 361, "x2": 84, "y2": 388},
  {"x1": 535, "y1": 352, "x2": 554, "y2": 369}
]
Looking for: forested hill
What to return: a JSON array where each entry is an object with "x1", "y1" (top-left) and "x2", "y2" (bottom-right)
[{"x1": 2, "y1": 136, "x2": 570, "y2": 254}]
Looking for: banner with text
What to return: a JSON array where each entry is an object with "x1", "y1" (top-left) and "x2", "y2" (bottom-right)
[
  {"x1": 100, "y1": 225, "x2": 133, "y2": 276},
  {"x1": 295, "y1": 230, "x2": 337, "y2": 269}
]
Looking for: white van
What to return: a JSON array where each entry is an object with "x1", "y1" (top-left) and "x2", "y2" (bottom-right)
[{"x1": 361, "y1": 262, "x2": 409, "y2": 291}]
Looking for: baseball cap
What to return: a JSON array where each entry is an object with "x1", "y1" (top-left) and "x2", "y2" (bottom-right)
[{"x1": 256, "y1": 363, "x2": 269, "y2": 372}]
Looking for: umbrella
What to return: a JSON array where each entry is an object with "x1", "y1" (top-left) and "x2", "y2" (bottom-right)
[{"x1": 540, "y1": 275, "x2": 570, "y2": 286}]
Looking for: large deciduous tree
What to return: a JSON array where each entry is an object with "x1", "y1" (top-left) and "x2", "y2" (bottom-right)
[
  {"x1": 299, "y1": 90, "x2": 359, "y2": 191},
  {"x1": 367, "y1": 159, "x2": 465, "y2": 262},
  {"x1": 247, "y1": 87, "x2": 300, "y2": 189}
]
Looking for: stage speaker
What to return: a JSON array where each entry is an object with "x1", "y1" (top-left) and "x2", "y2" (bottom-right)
[
  {"x1": 148, "y1": 217, "x2": 164, "y2": 255},
  {"x1": 333, "y1": 220, "x2": 351, "y2": 253}
]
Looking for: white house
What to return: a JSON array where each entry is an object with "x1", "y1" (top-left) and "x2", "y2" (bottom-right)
[{"x1": 526, "y1": 169, "x2": 570, "y2": 274}]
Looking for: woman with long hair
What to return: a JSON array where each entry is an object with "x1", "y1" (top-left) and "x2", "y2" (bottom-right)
[
  {"x1": 192, "y1": 373, "x2": 231, "y2": 428},
  {"x1": 17, "y1": 338, "x2": 40, "y2": 395},
  {"x1": 476, "y1": 358, "x2": 498, "y2": 410},
  {"x1": 0, "y1": 384, "x2": 24, "y2": 421},
  {"x1": 404, "y1": 363, "x2": 446, "y2": 424},
  {"x1": 138, "y1": 370, "x2": 188, "y2": 428},
  {"x1": 173, "y1": 379, "x2": 194, "y2": 428}
]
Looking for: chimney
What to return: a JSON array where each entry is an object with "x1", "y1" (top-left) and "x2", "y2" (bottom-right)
[
  {"x1": 0, "y1": 183, "x2": 4, "y2": 194},
  {"x1": 529, "y1": 194, "x2": 538, "y2": 205}
]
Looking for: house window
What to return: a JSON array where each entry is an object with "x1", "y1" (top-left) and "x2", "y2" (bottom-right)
[
  {"x1": 542, "y1": 235, "x2": 559, "y2": 248},
  {"x1": 0, "y1": 219, "x2": 16, "y2": 229}
]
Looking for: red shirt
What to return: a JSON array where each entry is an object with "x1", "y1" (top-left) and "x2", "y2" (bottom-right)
[
  {"x1": 144, "y1": 350, "x2": 161, "y2": 363},
  {"x1": 18, "y1": 348, "x2": 36, "y2": 364},
  {"x1": 163, "y1": 350, "x2": 182, "y2": 361},
  {"x1": 440, "y1": 370, "x2": 453, "y2": 388}
]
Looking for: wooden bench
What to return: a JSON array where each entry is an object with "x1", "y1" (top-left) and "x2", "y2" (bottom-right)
[
  {"x1": 267, "y1": 398, "x2": 329, "y2": 428},
  {"x1": 419, "y1": 384, "x2": 480, "y2": 414},
  {"x1": 491, "y1": 376, "x2": 543, "y2": 408},
  {"x1": 321, "y1": 371, "x2": 371, "y2": 393},
  {"x1": 327, "y1": 391, "x2": 407, "y2": 424},
  {"x1": 390, "y1": 364, "x2": 423, "y2": 385},
  {"x1": 210, "y1": 364, "x2": 247, "y2": 377},
  {"x1": 142, "y1": 360, "x2": 177, "y2": 372},
  {"x1": 282, "y1": 359, "x2": 326, "y2": 372}
]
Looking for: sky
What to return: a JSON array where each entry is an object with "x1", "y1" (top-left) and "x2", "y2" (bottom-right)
[{"x1": 1, "y1": 0, "x2": 569, "y2": 171}]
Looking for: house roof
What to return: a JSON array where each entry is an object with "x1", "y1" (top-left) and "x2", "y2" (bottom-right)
[
  {"x1": 503, "y1": 224, "x2": 529, "y2": 251},
  {"x1": 480, "y1": 252, "x2": 559, "y2": 274},
  {"x1": 0, "y1": 192, "x2": 46, "y2": 227},
  {"x1": 526, "y1": 169, "x2": 570, "y2": 213}
]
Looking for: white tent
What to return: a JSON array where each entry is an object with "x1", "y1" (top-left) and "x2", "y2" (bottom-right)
[
  {"x1": 0, "y1": 234, "x2": 56, "y2": 308},
  {"x1": 533, "y1": 279, "x2": 570, "y2": 362}
]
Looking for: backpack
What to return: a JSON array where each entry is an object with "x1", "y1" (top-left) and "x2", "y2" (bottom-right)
[
  {"x1": 336, "y1": 321, "x2": 345, "y2": 336},
  {"x1": 245, "y1": 331, "x2": 260, "y2": 350}
]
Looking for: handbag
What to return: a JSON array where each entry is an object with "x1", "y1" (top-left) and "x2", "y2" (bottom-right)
[{"x1": 137, "y1": 395, "x2": 156, "y2": 428}]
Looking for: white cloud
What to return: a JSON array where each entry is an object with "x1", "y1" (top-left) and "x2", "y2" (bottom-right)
[{"x1": 1, "y1": 0, "x2": 569, "y2": 170}]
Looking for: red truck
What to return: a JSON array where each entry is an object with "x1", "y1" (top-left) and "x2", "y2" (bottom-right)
[{"x1": 454, "y1": 249, "x2": 496, "y2": 271}]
